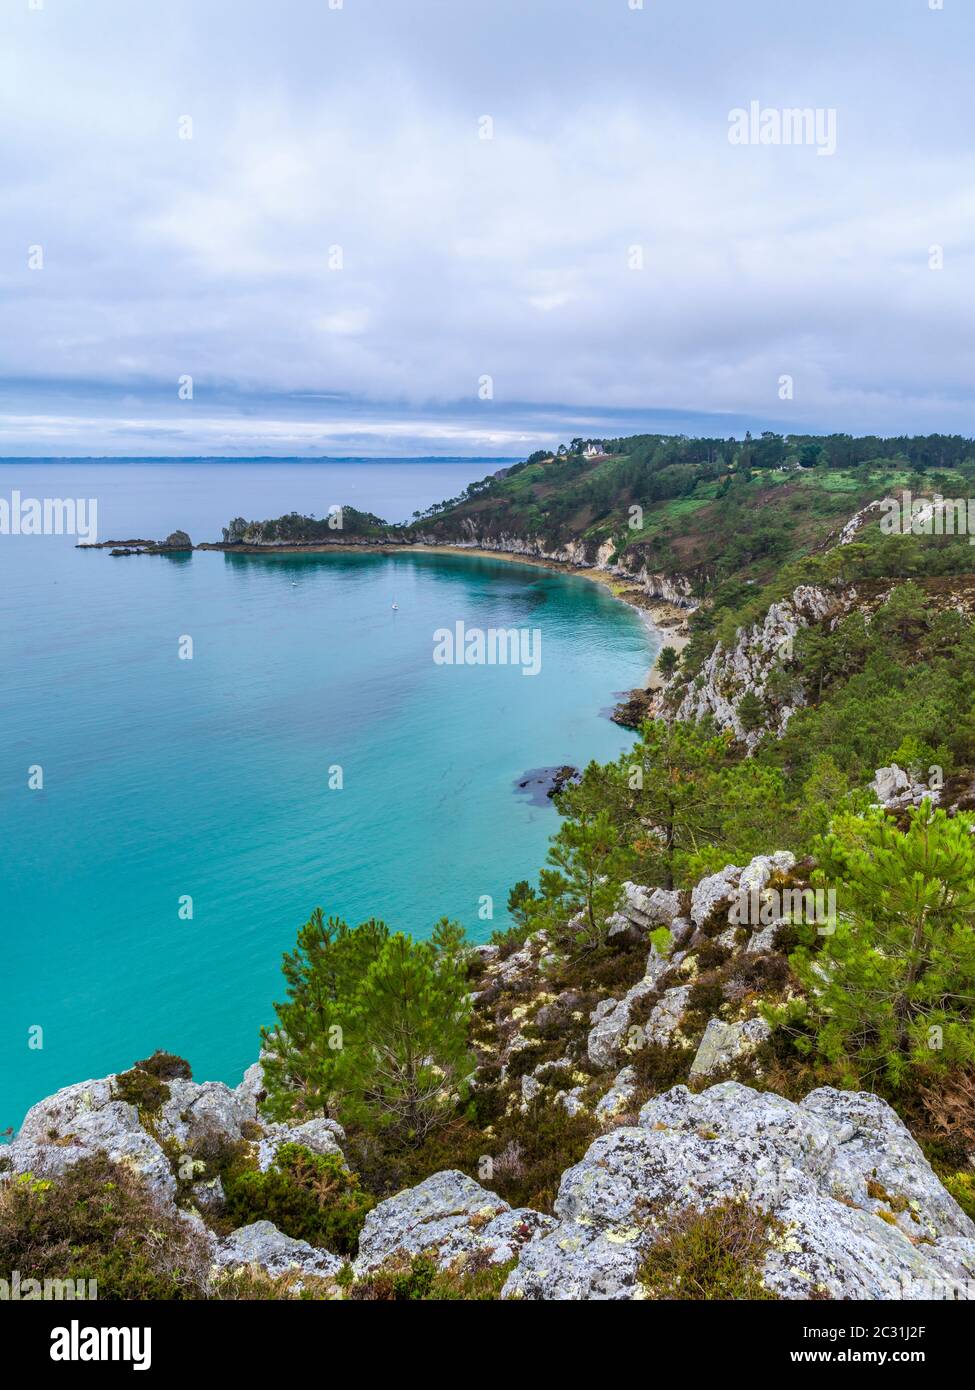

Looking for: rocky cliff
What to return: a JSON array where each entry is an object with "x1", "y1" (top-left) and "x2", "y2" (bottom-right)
[{"x1": 5, "y1": 844, "x2": 972, "y2": 1301}]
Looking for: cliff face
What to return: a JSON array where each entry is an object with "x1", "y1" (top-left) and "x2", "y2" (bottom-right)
[
  {"x1": 438, "y1": 518, "x2": 699, "y2": 610},
  {"x1": 669, "y1": 583, "x2": 841, "y2": 745}
]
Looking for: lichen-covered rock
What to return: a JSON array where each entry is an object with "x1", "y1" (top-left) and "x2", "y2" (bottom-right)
[
  {"x1": 502, "y1": 1082, "x2": 975, "y2": 1301},
  {"x1": 799, "y1": 1088, "x2": 970, "y2": 1244},
  {"x1": 487, "y1": 932, "x2": 550, "y2": 991},
  {"x1": 745, "y1": 919, "x2": 784, "y2": 954},
  {"x1": 618, "y1": 883, "x2": 683, "y2": 931},
  {"x1": 690, "y1": 864, "x2": 742, "y2": 928},
  {"x1": 595, "y1": 1066, "x2": 639, "y2": 1122},
  {"x1": 214, "y1": 1220, "x2": 343, "y2": 1282},
  {"x1": 158, "y1": 1079, "x2": 250, "y2": 1150},
  {"x1": 673, "y1": 584, "x2": 840, "y2": 744},
  {"x1": 6, "y1": 1078, "x2": 176, "y2": 1205},
  {"x1": 872, "y1": 763, "x2": 942, "y2": 811},
  {"x1": 352, "y1": 1170, "x2": 555, "y2": 1277},
  {"x1": 519, "y1": 1074, "x2": 542, "y2": 1110},
  {"x1": 738, "y1": 851, "x2": 796, "y2": 895},
  {"x1": 688, "y1": 1017, "x2": 771, "y2": 1080},
  {"x1": 3, "y1": 1066, "x2": 347, "y2": 1215},
  {"x1": 555, "y1": 1086, "x2": 586, "y2": 1117},
  {"x1": 691, "y1": 853, "x2": 796, "y2": 942},
  {"x1": 587, "y1": 941, "x2": 684, "y2": 1068},
  {"x1": 234, "y1": 1061, "x2": 266, "y2": 1120},
  {"x1": 191, "y1": 1174, "x2": 226, "y2": 1212},
  {"x1": 641, "y1": 986, "x2": 692, "y2": 1047},
  {"x1": 256, "y1": 1117, "x2": 346, "y2": 1172}
]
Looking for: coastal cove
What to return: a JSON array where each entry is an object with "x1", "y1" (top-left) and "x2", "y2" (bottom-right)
[{"x1": 0, "y1": 461, "x2": 655, "y2": 1133}]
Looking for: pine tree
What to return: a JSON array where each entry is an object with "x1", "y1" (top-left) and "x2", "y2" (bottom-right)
[
  {"x1": 781, "y1": 802, "x2": 975, "y2": 1088},
  {"x1": 261, "y1": 910, "x2": 473, "y2": 1142},
  {"x1": 339, "y1": 929, "x2": 474, "y2": 1142},
  {"x1": 542, "y1": 806, "x2": 635, "y2": 944}
]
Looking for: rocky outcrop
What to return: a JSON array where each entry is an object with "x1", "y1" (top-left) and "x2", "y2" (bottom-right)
[
  {"x1": 690, "y1": 862, "x2": 743, "y2": 928},
  {"x1": 689, "y1": 1016, "x2": 772, "y2": 1080},
  {"x1": 214, "y1": 1220, "x2": 343, "y2": 1283},
  {"x1": 674, "y1": 585, "x2": 839, "y2": 745},
  {"x1": 690, "y1": 852, "x2": 795, "y2": 930},
  {"x1": 837, "y1": 498, "x2": 891, "y2": 546},
  {"x1": 607, "y1": 882, "x2": 684, "y2": 938},
  {"x1": 1, "y1": 1060, "x2": 362, "y2": 1294},
  {"x1": 595, "y1": 1066, "x2": 640, "y2": 1122},
  {"x1": 587, "y1": 938, "x2": 686, "y2": 1068},
  {"x1": 443, "y1": 520, "x2": 698, "y2": 610},
  {"x1": 6, "y1": 1078, "x2": 177, "y2": 1206},
  {"x1": 502, "y1": 1081, "x2": 975, "y2": 1301},
  {"x1": 257, "y1": 1117, "x2": 346, "y2": 1172},
  {"x1": 5, "y1": 1065, "x2": 350, "y2": 1193},
  {"x1": 873, "y1": 763, "x2": 943, "y2": 811},
  {"x1": 352, "y1": 1170, "x2": 555, "y2": 1277},
  {"x1": 158, "y1": 1077, "x2": 251, "y2": 1150}
]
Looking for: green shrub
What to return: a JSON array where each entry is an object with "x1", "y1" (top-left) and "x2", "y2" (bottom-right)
[
  {"x1": 133, "y1": 1049, "x2": 192, "y2": 1081},
  {"x1": 776, "y1": 803, "x2": 975, "y2": 1088},
  {"x1": 222, "y1": 1143, "x2": 373, "y2": 1255},
  {"x1": 112, "y1": 1067, "x2": 170, "y2": 1114},
  {"x1": 0, "y1": 1156, "x2": 210, "y2": 1300},
  {"x1": 941, "y1": 1172, "x2": 975, "y2": 1223},
  {"x1": 262, "y1": 911, "x2": 474, "y2": 1144},
  {"x1": 349, "y1": 1252, "x2": 515, "y2": 1301},
  {"x1": 637, "y1": 1199, "x2": 780, "y2": 1300}
]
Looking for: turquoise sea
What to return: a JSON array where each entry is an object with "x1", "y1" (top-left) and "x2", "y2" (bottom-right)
[{"x1": 0, "y1": 460, "x2": 654, "y2": 1133}]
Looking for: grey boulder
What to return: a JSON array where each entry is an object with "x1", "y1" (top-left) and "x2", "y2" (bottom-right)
[
  {"x1": 353, "y1": 1169, "x2": 555, "y2": 1277},
  {"x1": 502, "y1": 1082, "x2": 975, "y2": 1301},
  {"x1": 214, "y1": 1220, "x2": 343, "y2": 1283}
]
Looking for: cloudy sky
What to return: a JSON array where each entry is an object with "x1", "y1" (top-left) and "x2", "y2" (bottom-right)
[{"x1": 1, "y1": 0, "x2": 973, "y2": 456}]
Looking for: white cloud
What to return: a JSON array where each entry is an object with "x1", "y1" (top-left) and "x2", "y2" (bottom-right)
[{"x1": 1, "y1": 0, "x2": 974, "y2": 450}]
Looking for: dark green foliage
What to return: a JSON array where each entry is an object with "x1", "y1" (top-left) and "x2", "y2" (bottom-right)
[
  {"x1": 770, "y1": 803, "x2": 975, "y2": 1088},
  {"x1": 222, "y1": 1143, "x2": 373, "y2": 1255},
  {"x1": 224, "y1": 507, "x2": 390, "y2": 543},
  {"x1": 113, "y1": 1067, "x2": 170, "y2": 1114},
  {"x1": 261, "y1": 910, "x2": 473, "y2": 1143},
  {"x1": 657, "y1": 645, "x2": 679, "y2": 678},
  {"x1": 736, "y1": 690, "x2": 765, "y2": 733},
  {"x1": 133, "y1": 1049, "x2": 192, "y2": 1081}
]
